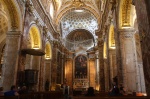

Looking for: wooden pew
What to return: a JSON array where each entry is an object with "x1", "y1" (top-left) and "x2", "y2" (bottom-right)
[{"x1": 0, "y1": 96, "x2": 18, "y2": 99}]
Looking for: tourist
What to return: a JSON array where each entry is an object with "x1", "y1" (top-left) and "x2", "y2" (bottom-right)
[
  {"x1": 18, "y1": 86, "x2": 28, "y2": 94},
  {"x1": 0, "y1": 87, "x2": 4, "y2": 96},
  {"x1": 4, "y1": 85, "x2": 19, "y2": 96},
  {"x1": 63, "y1": 83, "x2": 70, "y2": 99}
]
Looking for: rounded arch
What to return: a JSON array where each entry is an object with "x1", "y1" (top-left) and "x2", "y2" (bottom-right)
[
  {"x1": 45, "y1": 41, "x2": 52, "y2": 59},
  {"x1": 0, "y1": 10, "x2": 8, "y2": 42},
  {"x1": 2, "y1": 0, "x2": 22, "y2": 31},
  {"x1": 109, "y1": 24, "x2": 115, "y2": 49},
  {"x1": 28, "y1": 24, "x2": 42, "y2": 49},
  {"x1": 56, "y1": 6, "x2": 100, "y2": 27}
]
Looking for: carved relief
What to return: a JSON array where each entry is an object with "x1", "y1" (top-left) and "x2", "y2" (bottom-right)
[
  {"x1": 122, "y1": 0, "x2": 132, "y2": 27},
  {"x1": 120, "y1": 32, "x2": 134, "y2": 39},
  {"x1": 0, "y1": 13, "x2": 8, "y2": 36},
  {"x1": 72, "y1": 0, "x2": 85, "y2": 8},
  {"x1": 109, "y1": 25, "x2": 115, "y2": 48}
]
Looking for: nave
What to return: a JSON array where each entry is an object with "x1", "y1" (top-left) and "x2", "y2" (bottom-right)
[{"x1": 0, "y1": 0, "x2": 150, "y2": 98}]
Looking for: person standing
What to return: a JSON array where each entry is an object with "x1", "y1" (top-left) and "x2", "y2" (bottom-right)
[
  {"x1": 45, "y1": 79, "x2": 50, "y2": 91},
  {"x1": 63, "y1": 83, "x2": 69, "y2": 99},
  {"x1": 0, "y1": 87, "x2": 4, "y2": 96}
]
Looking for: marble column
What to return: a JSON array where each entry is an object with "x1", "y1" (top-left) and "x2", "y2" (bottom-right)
[
  {"x1": 134, "y1": 0, "x2": 150, "y2": 96},
  {"x1": 43, "y1": 59, "x2": 51, "y2": 91},
  {"x1": 104, "y1": 59, "x2": 109, "y2": 91},
  {"x1": 98, "y1": 41, "x2": 105, "y2": 91},
  {"x1": 31, "y1": 55, "x2": 41, "y2": 91},
  {"x1": 119, "y1": 29, "x2": 137, "y2": 93},
  {"x1": 1, "y1": 31, "x2": 21, "y2": 91},
  {"x1": 95, "y1": 52, "x2": 100, "y2": 91},
  {"x1": 51, "y1": 45, "x2": 57, "y2": 90},
  {"x1": 39, "y1": 56, "x2": 45, "y2": 91},
  {"x1": 134, "y1": 33, "x2": 146, "y2": 93},
  {"x1": 109, "y1": 49, "x2": 117, "y2": 85}
]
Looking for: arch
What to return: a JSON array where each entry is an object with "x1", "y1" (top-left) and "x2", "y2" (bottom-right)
[
  {"x1": 109, "y1": 24, "x2": 115, "y2": 49},
  {"x1": 45, "y1": 41, "x2": 52, "y2": 59},
  {"x1": 29, "y1": 24, "x2": 42, "y2": 49},
  {"x1": 56, "y1": 6, "x2": 100, "y2": 26},
  {"x1": 0, "y1": 10, "x2": 8, "y2": 43},
  {"x1": 119, "y1": 0, "x2": 132, "y2": 29},
  {"x1": 2, "y1": 0, "x2": 22, "y2": 31}
]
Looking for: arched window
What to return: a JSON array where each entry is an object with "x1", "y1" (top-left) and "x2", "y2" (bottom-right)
[
  {"x1": 29, "y1": 25, "x2": 42, "y2": 49},
  {"x1": 45, "y1": 42, "x2": 52, "y2": 59}
]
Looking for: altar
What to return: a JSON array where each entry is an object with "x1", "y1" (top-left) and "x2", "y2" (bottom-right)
[{"x1": 73, "y1": 79, "x2": 89, "y2": 91}]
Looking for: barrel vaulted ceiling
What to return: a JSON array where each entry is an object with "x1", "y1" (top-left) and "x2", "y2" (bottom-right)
[{"x1": 39, "y1": 0, "x2": 103, "y2": 52}]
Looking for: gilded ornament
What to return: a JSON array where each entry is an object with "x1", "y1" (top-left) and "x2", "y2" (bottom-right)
[{"x1": 72, "y1": 0, "x2": 85, "y2": 8}]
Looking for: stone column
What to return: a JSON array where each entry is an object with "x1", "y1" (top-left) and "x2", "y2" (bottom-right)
[
  {"x1": 115, "y1": 28, "x2": 123, "y2": 85},
  {"x1": 39, "y1": 56, "x2": 45, "y2": 91},
  {"x1": 1, "y1": 31, "x2": 21, "y2": 91},
  {"x1": 61, "y1": 55, "x2": 64, "y2": 84},
  {"x1": 104, "y1": 59, "x2": 109, "y2": 91},
  {"x1": 95, "y1": 52, "x2": 100, "y2": 91},
  {"x1": 134, "y1": 0, "x2": 150, "y2": 96},
  {"x1": 119, "y1": 29, "x2": 137, "y2": 93},
  {"x1": 109, "y1": 49, "x2": 117, "y2": 85},
  {"x1": 31, "y1": 55, "x2": 41, "y2": 91},
  {"x1": 44, "y1": 60, "x2": 51, "y2": 91},
  {"x1": 134, "y1": 33, "x2": 146, "y2": 93},
  {"x1": 98, "y1": 41, "x2": 105, "y2": 91},
  {"x1": 51, "y1": 44, "x2": 57, "y2": 90}
]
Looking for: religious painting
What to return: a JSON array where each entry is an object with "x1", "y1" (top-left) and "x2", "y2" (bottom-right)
[{"x1": 75, "y1": 55, "x2": 87, "y2": 79}]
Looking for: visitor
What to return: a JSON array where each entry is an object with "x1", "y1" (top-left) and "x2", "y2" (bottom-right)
[
  {"x1": 0, "y1": 87, "x2": 4, "y2": 96},
  {"x1": 45, "y1": 79, "x2": 50, "y2": 91},
  {"x1": 63, "y1": 83, "x2": 70, "y2": 99},
  {"x1": 4, "y1": 85, "x2": 19, "y2": 96},
  {"x1": 109, "y1": 82, "x2": 119, "y2": 96},
  {"x1": 119, "y1": 84, "x2": 127, "y2": 96},
  {"x1": 85, "y1": 87, "x2": 95, "y2": 96},
  {"x1": 18, "y1": 86, "x2": 28, "y2": 94}
]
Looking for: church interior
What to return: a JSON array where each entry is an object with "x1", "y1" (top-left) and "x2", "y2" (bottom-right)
[{"x1": 0, "y1": 0, "x2": 150, "y2": 98}]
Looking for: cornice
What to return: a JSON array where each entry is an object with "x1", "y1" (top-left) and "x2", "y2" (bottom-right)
[{"x1": 31, "y1": 0, "x2": 58, "y2": 39}]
